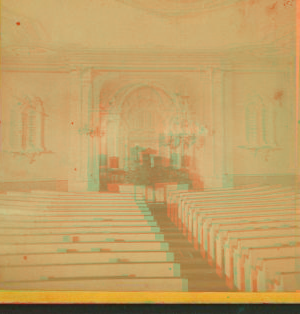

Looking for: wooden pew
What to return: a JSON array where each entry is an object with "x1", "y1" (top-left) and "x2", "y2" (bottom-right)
[
  {"x1": 214, "y1": 227, "x2": 300, "y2": 277},
  {"x1": 230, "y1": 235, "x2": 300, "y2": 291},
  {"x1": 0, "y1": 262, "x2": 181, "y2": 282},
  {"x1": 0, "y1": 200, "x2": 151, "y2": 212},
  {"x1": 254, "y1": 256, "x2": 300, "y2": 292},
  {"x1": 180, "y1": 188, "x2": 297, "y2": 233},
  {"x1": 242, "y1": 244, "x2": 300, "y2": 292},
  {"x1": 190, "y1": 198, "x2": 298, "y2": 248},
  {"x1": 233, "y1": 235, "x2": 300, "y2": 291},
  {"x1": 196, "y1": 206, "x2": 297, "y2": 252},
  {"x1": 31, "y1": 190, "x2": 144, "y2": 200},
  {"x1": 181, "y1": 190, "x2": 298, "y2": 236},
  {"x1": 0, "y1": 206, "x2": 151, "y2": 216},
  {"x1": 0, "y1": 197, "x2": 148, "y2": 208},
  {"x1": 0, "y1": 277, "x2": 188, "y2": 291},
  {"x1": 0, "y1": 219, "x2": 158, "y2": 228},
  {"x1": 0, "y1": 251, "x2": 174, "y2": 266},
  {"x1": 270, "y1": 272, "x2": 300, "y2": 292},
  {"x1": 168, "y1": 185, "x2": 278, "y2": 226},
  {"x1": 0, "y1": 232, "x2": 165, "y2": 244},
  {"x1": 0, "y1": 190, "x2": 189, "y2": 292},
  {"x1": 207, "y1": 213, "x2": 299, "y2": 260},
  {"x1": 166, "y1": 184, "x2": 260, "y2": 218},
  {"x1": 0, "y1": 225, "x2": 161, "y2": 235},
  {"x1": 0, "y1": 213, "x2": 154, "y2": 222},
  {"x1": 168, "y1": 185, "x2": 285, "y2": 227},
  {"x1": 0, "y1": 241, "x2": 169, "y2": 254}
]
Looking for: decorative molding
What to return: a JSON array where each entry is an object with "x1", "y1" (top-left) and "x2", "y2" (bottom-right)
[
  {"x1": 117, "y1": 0, "x2": 246, "y2": 17},
  {"x1": 3, "y1": 150, "x2": 54, "y2": 164},
  {"x1": 78, "y1": 125, "x2": 105, "y2": 138},
  {"x1": 8, "y1": 96, "x2": 49, "y2": 159},
  {"x1": 1, "y1": 43, "x2": 294, "y2": 72},
  {"x1": 238, "y1": 145, "x2": 281, "y2": 161}
]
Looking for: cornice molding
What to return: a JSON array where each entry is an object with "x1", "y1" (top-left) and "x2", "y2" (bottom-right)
[
  {"x1": 116, "y1": 0, "x2": 246, "y2": 17},
  {"x1": 1, "y1": 43, "x2": 295, "y2": 72}
]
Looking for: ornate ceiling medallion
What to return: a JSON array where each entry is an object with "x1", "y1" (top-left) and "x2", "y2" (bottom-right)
[{"x1": 117, "y1": 0, "x2": 246, "y2": 17}]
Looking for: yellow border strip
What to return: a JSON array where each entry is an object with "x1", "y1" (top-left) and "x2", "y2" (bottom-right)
[{"x1": 0, "y1": 292, "x2": 299, "y2": 304}]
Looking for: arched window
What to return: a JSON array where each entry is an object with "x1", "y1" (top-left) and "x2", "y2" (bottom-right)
[
  {"x1": 245, "y1": 96, "x2": 276, "y2": 147},
  {"x1": 10, "y1": 96, "x2": 47, "y2": 152}
]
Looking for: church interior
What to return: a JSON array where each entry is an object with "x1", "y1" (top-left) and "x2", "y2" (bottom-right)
[{"x1": 0, "y1": 0, "x2": 299, "y2": 293}]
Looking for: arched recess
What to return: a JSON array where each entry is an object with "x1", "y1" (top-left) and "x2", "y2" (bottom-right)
[{"x1": 97, "y1": 81, "x2": 189, "y2": 189}]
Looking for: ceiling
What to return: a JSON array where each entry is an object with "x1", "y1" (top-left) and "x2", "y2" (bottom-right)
[{"x1": 1, "y1": 0, "x2": 296, "y2": 58}]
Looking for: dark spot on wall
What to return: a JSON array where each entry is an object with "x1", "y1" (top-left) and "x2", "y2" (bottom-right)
[
  {"x1": 266, "y1": 2, "x2": 278, "y2": 16},
  {"x1": 274, "y1": 90, "x2": 284, "y2": 101},
  {"x1": 16, "y1": 22, "x2": 20, "y2": 26},
  {"x1": 284, "y1": 0, "x2": 294, "y2": 7}
]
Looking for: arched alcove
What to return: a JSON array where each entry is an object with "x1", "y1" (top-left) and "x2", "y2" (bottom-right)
[{"x1": 97, "y1": 81, "x2": 194, "y2": 191}]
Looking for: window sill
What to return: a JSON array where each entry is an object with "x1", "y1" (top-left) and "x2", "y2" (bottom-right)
[
  {"x1": 4, "y1": 150, "x2": 54, "y2": 163},
  {"x1": 238, "y1": 145, "x2": 281, "y2": 161}
]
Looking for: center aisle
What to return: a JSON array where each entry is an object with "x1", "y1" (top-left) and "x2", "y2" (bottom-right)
[{"x1": 148, "y1": 203, "x2": 232, "y2": 292}]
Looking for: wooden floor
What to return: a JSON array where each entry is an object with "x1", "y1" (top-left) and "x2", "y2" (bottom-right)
[{"x1": 148, "y1": 203, "x2": 233, "y2": 292}]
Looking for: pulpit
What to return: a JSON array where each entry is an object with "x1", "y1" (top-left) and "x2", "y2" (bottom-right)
[{"x1": 109, "y1": 157, "x2": 119, "y2": 169}]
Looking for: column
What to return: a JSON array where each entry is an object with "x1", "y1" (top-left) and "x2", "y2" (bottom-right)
[
  {"x1": 107, "y1": 113, "x2": 120, "y2": 168},
  {"x1": 124, "y1": 136, "x2": 129, "y2": 171},
  {"x1": 200, "y1": 69, "x2": 214, "y2": 187},
  {"x1": 89, "y1": 106, "x2": 102, "y2": 191},
  {"x1": 99, "y1": 113, "x2": 108, "y2": 191},
  {"x1": 211, "y1": 69, "x2": 225, "y2": 187},
  {"x1": 68, "y1": 67, "x2": 92, "y2": 192}
]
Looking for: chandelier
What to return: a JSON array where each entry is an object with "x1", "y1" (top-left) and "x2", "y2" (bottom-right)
[
  {"x1": 163, "y1": 95, "x2": 208, "y2": 149},
  {"x1": 78, "y1": 125, "x2": 106, "y2": 138}
]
